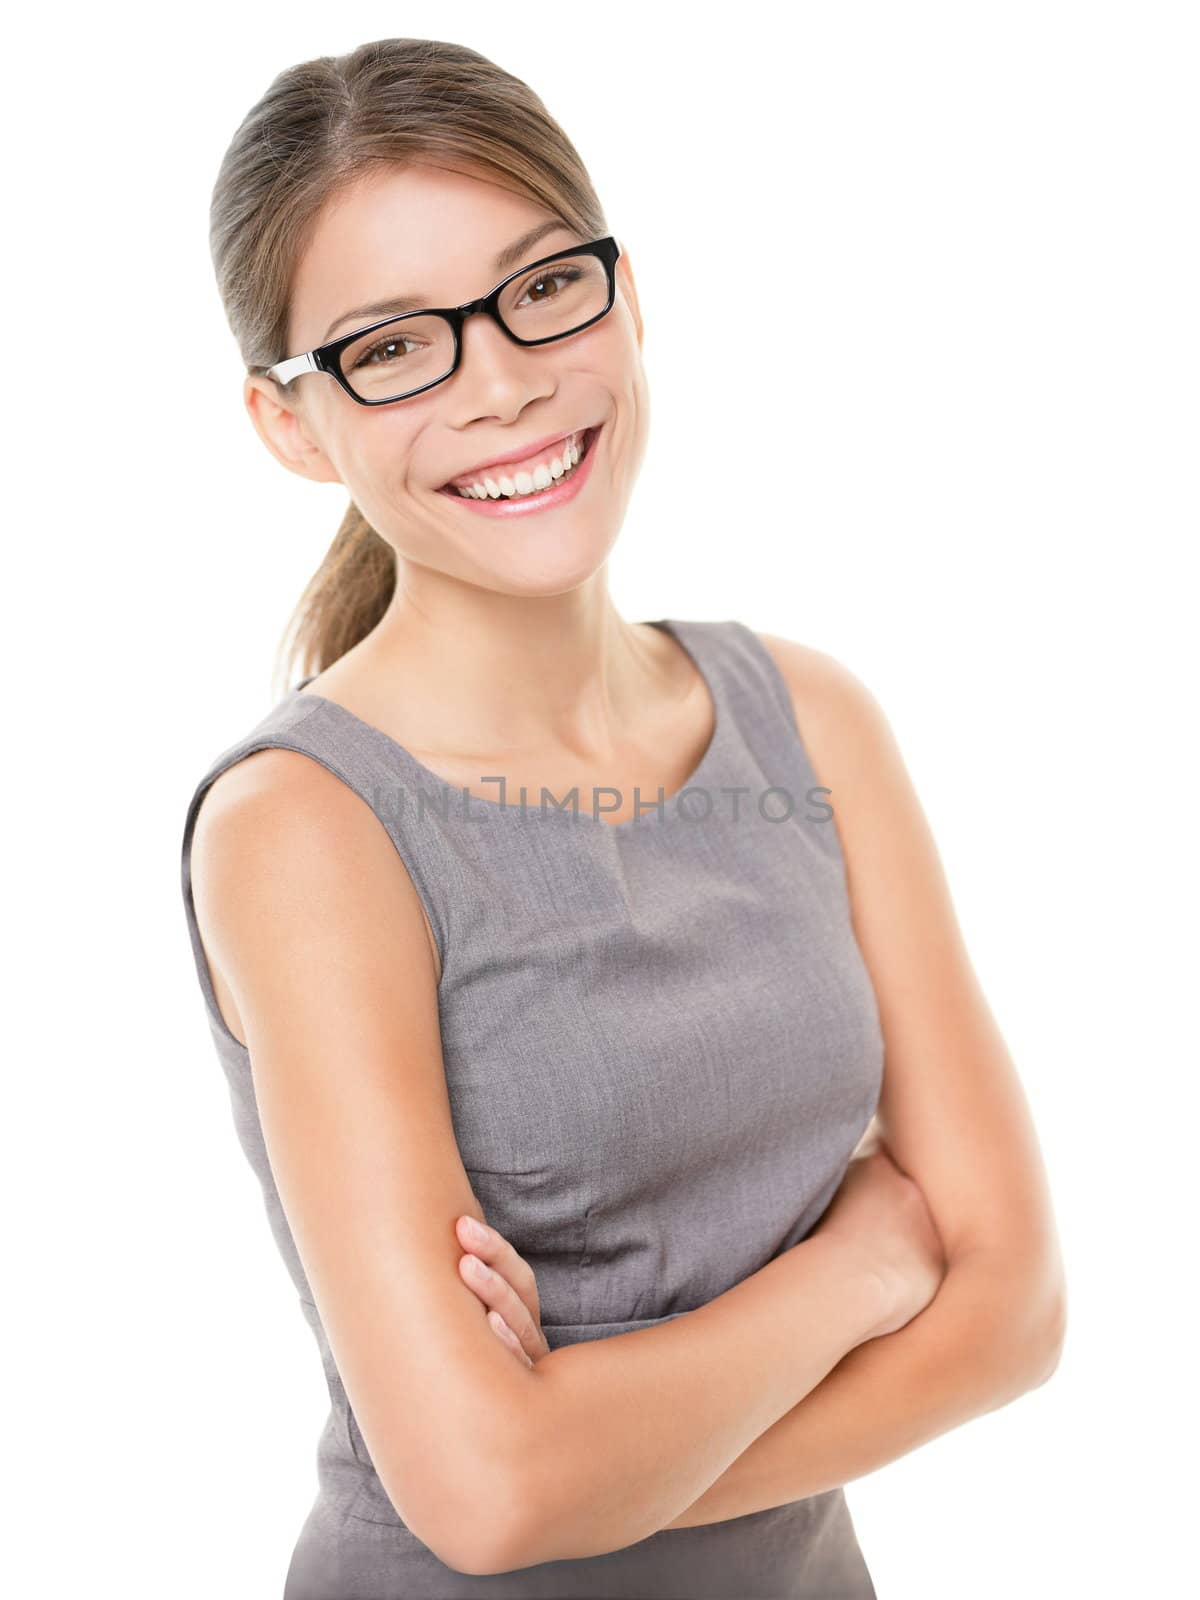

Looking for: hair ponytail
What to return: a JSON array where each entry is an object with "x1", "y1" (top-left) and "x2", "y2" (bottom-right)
[{"x1": 275, "y1": 504, "x2": 397, "y2": 691}]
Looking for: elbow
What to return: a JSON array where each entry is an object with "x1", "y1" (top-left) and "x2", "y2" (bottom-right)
[
  {"x1": 965, "y1": 1246, "x2": 1068, "y2": 1402},
  {"x1": 451, "y1": 1390, "x2": 569, "y2": 1575},
  {"x1": 387, "y1": 1475, "x2": 524, "y2": 1578},
  {"x1": 379, "y1": 1421, "x2": 544, "y2": 1577},
  {"x1": 422, "y1": 1463, "x2": 543, "y2": 1577},
  {"x1": 358, "y1": 1338, "x2": 553, "y2": 1574},
  {"x1": 460, "y1": 1440, "x2": 555, "y2": 1575},
  {"x1": 1029, "y1": 1279, "x2": 1068, "y2": 1389},
  {"x1": 997, "y1": 1271, "x2": 1069, "y2": 1397},
  {"x1": 1025, "y1": 1240, "x2": 1068, "y2": 1390}
]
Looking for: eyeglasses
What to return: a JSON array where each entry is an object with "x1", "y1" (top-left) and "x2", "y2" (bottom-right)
[{"x1": 265, "y1": 235, "x2": 623, "y2": 407}]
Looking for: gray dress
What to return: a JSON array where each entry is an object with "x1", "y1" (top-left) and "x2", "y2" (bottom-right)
[{"x1": 180, "y1": 617, "x2": 884, "y2": 1598}]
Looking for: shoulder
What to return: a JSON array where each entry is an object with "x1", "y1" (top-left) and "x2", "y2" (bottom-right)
[
  {"x1": 191, "y1": 744, "x2": 439, "y2": 983},
  {"x1": 747, "y1": 628, "x2": 901, "y2": 797},
  {"x1": 192, "y1": 743, "x2": 377, "y2": 872}
]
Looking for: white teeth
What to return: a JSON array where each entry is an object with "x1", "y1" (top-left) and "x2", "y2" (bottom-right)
[{"x1": 453, "y1": 431, "x2": 587, "y2": 499}]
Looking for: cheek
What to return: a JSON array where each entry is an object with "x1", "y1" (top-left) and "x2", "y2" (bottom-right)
[
  {"x1": 335, "y1": 419, "x2": 426, "y2": 502},
  {"x1": 612, "y1": 349, "x2": 651, "y2": 467}
]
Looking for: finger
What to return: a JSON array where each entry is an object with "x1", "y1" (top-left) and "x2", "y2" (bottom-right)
[
  {"x1": 455, "y1": 1216, "x2": 542, "y2": 1323},
  {"x1": 487, "y1": 1310, "x2": 533, "y2": 1369},
  {"x1": 457, "y1": 1252, "x2": 549, "y2": 1363}
]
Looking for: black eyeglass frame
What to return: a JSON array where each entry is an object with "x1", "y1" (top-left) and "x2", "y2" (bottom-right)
[{"x1": 264, "y1": 234, "x2": 623, "y2": 407}]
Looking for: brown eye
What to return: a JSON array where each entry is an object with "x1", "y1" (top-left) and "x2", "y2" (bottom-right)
[
  {"x1": 356, "y1": 336, "x2": 411, "y2": 369},
  {"x1": 515, "y1": 266, "x2": 583, "y2": 309},
  {"x1": 527, "y1": 274, "x2": 559, "y2": 303}
]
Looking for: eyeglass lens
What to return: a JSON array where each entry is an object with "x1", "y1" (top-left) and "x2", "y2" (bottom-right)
[{"x1": 337, "y1": 250, "x2": 612, "y2": 402}]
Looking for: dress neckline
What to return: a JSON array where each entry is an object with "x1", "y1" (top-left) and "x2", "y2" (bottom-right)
[{"x1": 288, "y1": 617, "x2": 726, "y2": 834}]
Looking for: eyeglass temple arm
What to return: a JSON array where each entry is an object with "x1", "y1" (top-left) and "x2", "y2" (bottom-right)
[{"x1": 266, "y1": 351, "x2": 319, "y2": 385}]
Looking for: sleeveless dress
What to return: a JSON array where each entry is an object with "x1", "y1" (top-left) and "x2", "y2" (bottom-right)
[{"x1": 179, "y1": 617, "x2": 884, "y2": 1599}]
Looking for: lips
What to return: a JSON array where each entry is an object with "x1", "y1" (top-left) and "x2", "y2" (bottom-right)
[
  {"x1": 439, "y1": 426, "x2": 595, "y2": 492},
  {"x1": 435, "y1": 423, "x2": 603, "y2": 516}
]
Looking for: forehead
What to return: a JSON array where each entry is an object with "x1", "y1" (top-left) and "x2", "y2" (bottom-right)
[{"x1": 289, "y1": 163, "x2": 565, "y2": 348}]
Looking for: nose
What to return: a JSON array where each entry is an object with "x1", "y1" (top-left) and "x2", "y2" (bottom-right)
[
  {"x1": 458, "y1": 306, "x2": 523, "y2": 380},
  {"x1": 453, "y1": 305, "x2": 555, "y2": 416}
]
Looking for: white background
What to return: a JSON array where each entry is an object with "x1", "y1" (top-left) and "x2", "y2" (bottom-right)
[{"x1": 5, "y1": 3, "x2": 1196, "y2": 1595}]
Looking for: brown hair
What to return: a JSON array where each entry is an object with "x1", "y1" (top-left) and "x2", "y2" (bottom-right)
[{"x1": 209, "y1": 37, "x2": 609, "y2": 694}]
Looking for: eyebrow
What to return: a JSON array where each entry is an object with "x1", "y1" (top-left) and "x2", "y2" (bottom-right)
[{"x1": 319, "y1": 220, "x2": 580, "y2": 343}]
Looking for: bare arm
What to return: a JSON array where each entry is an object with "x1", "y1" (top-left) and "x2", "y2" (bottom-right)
[
  {"x1": 661, "y1": 1237, "x2": 1064, "y2": 1529},
  {"x1": 504, "y1": 1230, "x2": 886, "y2": 1569},
  {"x1": 191, "y1": 748, "x2": 889, "y2": 1579},
  {"x1": 653, "y1": 636, "x2": 1068, "y2": 1532}
]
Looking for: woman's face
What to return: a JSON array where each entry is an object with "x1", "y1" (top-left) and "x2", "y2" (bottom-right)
[{"x1": 247, "y1": 162, "x2": 649, "y2": 599}]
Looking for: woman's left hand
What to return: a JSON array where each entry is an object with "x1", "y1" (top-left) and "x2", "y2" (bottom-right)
[{"x1": 455, "y1": 1214, "x2": 551, "y2": 1369}]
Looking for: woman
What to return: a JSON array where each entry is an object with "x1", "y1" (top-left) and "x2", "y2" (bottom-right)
[{"x1": 181, "y1": 36, "x2": 1066, "y2": 1598}]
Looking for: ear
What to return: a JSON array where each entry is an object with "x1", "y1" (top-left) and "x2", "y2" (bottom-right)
[
  {"x1": 243, "y1": 374, "x2": 343, "y2": 484},
  {"x1": 615, "y1": 245, "x2": 644, "y2": 351}
]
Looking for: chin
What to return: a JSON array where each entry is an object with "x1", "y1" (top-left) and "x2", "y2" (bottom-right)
[{"x1": 469, "y1": 526, "x2": 620, "y2": 597}]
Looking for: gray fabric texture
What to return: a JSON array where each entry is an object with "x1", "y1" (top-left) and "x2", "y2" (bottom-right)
[{"x1": 180, "y1": 617, "x2": 884, "y2": 1597}]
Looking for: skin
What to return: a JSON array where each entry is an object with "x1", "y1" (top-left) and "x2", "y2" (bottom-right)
[
  {"x1": 209, "y1": 158, "x2": 736, "y2": 1032},
  {"x1": 194, "y1": 158, "x2": 1066, "y2": 1565},
  {"x1": 456, "y1": 632, "x2": 1069, "y2": 1534},
  {"x1": 244, "y1": 163, "x2": 714, "y2": 817}
]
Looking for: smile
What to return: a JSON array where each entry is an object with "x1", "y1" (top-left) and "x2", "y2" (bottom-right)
[{"x1": 436, "y1": 425, "x2": 603, "y2": 519}]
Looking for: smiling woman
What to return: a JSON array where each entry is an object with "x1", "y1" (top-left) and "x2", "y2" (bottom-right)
[{"x1": 182, "y1": 29, "x2": 1062, "y2": 1600}]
